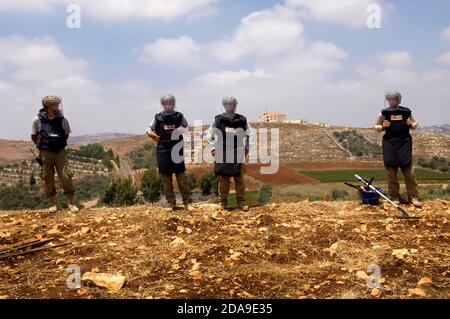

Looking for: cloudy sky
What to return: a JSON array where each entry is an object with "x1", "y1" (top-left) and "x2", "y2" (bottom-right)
[{"x1": 1, "y1": 0, "x2": 450, "y2": 139}]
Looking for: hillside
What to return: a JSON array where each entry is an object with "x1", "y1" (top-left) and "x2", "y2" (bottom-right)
[
  {"x1": 2, "y1": 124, "x2": 450, "y2": 165},
  {"x1": 69, "y1": 133, "x2": 135, "y2": 145},
  {"x1": 422, "y1": 125, "x2": 450, "y2": 136},
  {"x1": 0, "y1": 200, "x2": 448, "y2": 299},
  {"x1": 0, "y1": 139, "x2": 34, "y2": 165},
  {"x1": 101, "y1": 124, "x2": 450, "y2": 163}
]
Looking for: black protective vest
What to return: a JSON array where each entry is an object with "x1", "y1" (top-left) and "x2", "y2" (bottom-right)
[
  {"x1": 381, "y1": 106, "x2": 413, "y2": 168},
  {"x1": 154, "y1": 112, "x2": 185, "y2": 175},
  {"x1": 214, "y1": 114, "x2": 247, "y2": 177},
  {"x1": 36, "y1": 110, "x2": 67, "y2": 153}
]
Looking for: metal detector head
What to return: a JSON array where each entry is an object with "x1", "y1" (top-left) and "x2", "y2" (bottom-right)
[
  {"x1": 354, "y1": 174, "x2": 416, "y2": 220},
  {"x1": 398, "y1": 207, "x2": 411, "y2": 219}
]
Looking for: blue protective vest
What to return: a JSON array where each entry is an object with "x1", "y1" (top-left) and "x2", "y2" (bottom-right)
[{"x1": 36, "y1": 109, "x2": 67, "y2": 152}]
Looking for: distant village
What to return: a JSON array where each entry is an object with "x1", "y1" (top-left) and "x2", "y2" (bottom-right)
[{"x1": 258, "y1": 112, "x2": 329, "y2": 127}]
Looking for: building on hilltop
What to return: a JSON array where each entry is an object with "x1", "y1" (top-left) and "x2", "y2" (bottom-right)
[
  {"x1": 258, "y1": 112, "x2": 329, "y2": 127},
  {"x1": 258, "y1": 112, "x2": 287, "y2": 123},
  {"x1": 283, "y1": 119, "x2": 309, "y2": 124}
]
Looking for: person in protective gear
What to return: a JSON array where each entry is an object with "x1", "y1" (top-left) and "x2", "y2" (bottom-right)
[
  {"x1": 31, "y1": 96, "x2": 79, "y2": 214},
  {"x1": 374, "y1": 91, "x2": 422, "y2": 208},
  {"x1": 146, "y1": 94, "x2": 193, "y2": 211},
  {"x1": 207, "y1": 96, "x2": 255, "y2": 211}
]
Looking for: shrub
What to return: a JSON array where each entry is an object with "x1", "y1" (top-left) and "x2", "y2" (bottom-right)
[
  {"x1": 199, "y1": 174, "x2": 212, "y2": 196},
  {"x1": 421, "y1": 161, "x2": 430, "y2": 168},
  {"x1": 331, "y1": 189, "x2": 349, "y2": 200},
  {"x1": 429, "y1": 160, "x2": 438, "y2": 170},
  {"x1": 141, "y1": 168, "x2": 162, "y2": 203},
  {"x1": 187, "y1": 172, "x2": 197, "y2": 190},
  {"x1": 199, "y1": 172, "x2": 219, "y2": 196},
  {"x1": 75, "y1": 175, "x2": 112, "y2": 201},
  {"x1": 102, "y1": 178, "x2": 137, "y2": 206},
  {"x1": 129, "y1": 143, "x2": 157, "y2": 170},
  {"x1": 258, "y1": 184, "x2": 272, "y2": 205},
  {"x1": 439, "y1": 165, "x2": 449, "y2": 173}
]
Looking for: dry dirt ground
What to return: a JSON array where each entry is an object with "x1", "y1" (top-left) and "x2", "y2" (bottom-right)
[{"x1": 0, "y1": 200, "x2": 449, "y2": 299}]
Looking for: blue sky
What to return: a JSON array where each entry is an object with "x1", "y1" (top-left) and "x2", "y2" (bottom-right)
[{"x1": 1, "y1": 0, "x2": 450, "y2": 139}]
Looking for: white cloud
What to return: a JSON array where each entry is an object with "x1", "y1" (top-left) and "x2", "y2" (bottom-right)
[
  {"x1": 0, "y1": 35, "x2": 173, "y2": 139},
  {"x1": 0, "y1": 36, "x2": 89, "y2": 82},
  {"x1": 210, "y1": 5, "x2": 304, "y2": 62},
  {"x1": 139, "y1": 36, "x2": 206, "y2": 70},
  {"x1": 175, "y1": 44, "x2": 450, "y2": 130},
  {"x1": 192, "y1": 69, "x2": 269, "y2": 86},
  {"x1": 0, "y1": 0, "x2": 218, "y2": 20},
  {"x1": 1, "y1": 2, "x2": 449, "y2": 140},
  {"x1": 140, "y1": 5, "x2": 304, "y2": 67},
  {"x1": 286, "y1": 0, "x2": 393, "y2": 28},
  {"x1": 437, "y1": 52, "x2": 450, "y2": 65},
  {"x1": 270, "y1": 41, "x2": 347, "y2": 77},
  {"x1": 0, "y1": 0, "x2": 59, "y2": 12},
  {"x1": 441, "y1": 26, "x2": 450, "y2": 42},
  {"x1": 378, "y1": 51, "x2": 412, "y2": 68}
]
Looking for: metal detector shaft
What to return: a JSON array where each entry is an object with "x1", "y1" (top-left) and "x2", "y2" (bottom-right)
[
  {"x1": 29, "y1": 148, "x2": 43, "y2": 167},
  {"x1": 354, "y1": 174, "x2": 410, "y2": 219}
]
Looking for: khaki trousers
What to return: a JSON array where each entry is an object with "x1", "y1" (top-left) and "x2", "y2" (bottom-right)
[
  {"x1": 386, "y1": 164, "x2": 419, "y2": 199},
  {"x1": 219, "y1": 164, "x2": 246, "y2": 206},
  {"x1": 160, "y1": 172, "x2": 191, "y2": 206},
  {"x1": 40, "y1": 149, "x2": 75, "y2": 198}
]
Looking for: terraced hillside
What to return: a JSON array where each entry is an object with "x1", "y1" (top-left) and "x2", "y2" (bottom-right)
[{"x1": 3, "y1": 123, "x2": 450, "y2": 167}]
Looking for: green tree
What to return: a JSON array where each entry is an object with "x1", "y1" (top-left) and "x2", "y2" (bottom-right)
[
  {"x1": 141, "y1": 168, "x2": 162, "y2": 202},
  {"x1": 102, "y1": 180, "x2": 118, "y2": 205},
  {"x1": 429, "y1": 160, "x2": 438, "y2": 170}
]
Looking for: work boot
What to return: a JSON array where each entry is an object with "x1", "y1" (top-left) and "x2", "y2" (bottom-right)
[
  {"x1": 220, "y1": 199, "x2": 227, "y2": 211},
  {"x1": 48, "y1": 197, "x2": 58, "y2": 213},
  {"x1": 409, "y1": 197, "x2": 423, "y2": 208},
  {"x1": 391, "y1": 196, "x2": 401, "y2": 206},
  {"x1": 166, "y1": 203, "x2": 177, "y2": 212},
  {"x1": 68, "y1": 204, "x2": 80, "y2": 214},
  {"x1": 237, "y1": 204, "x2": 250, "y2": 212},
  {"x1": 66, "y1": 195, "x2": 80, "y2": 213}
]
